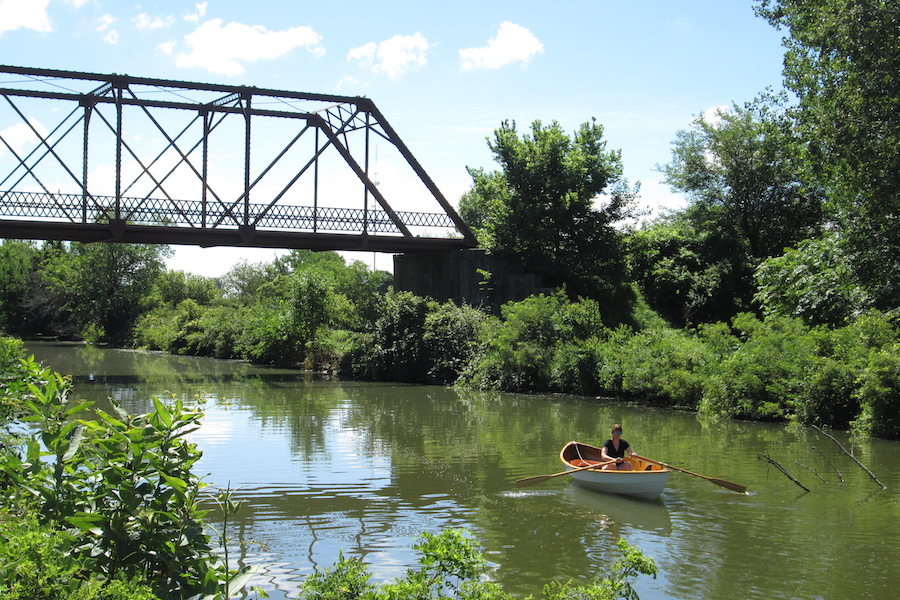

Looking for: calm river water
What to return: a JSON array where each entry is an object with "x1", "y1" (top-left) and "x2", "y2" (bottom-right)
[{"x1": 25, "y1": 342, "x2": 900, "y2": 600}]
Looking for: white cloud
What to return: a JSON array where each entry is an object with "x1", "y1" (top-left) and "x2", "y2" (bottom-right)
[
  {"x1": 103, "y1": 30, "x2": 119, "y2": 45},
  {"x1": 134, "y1": 13, "x2": 175, "y2": 30},
  {"x1": 97, "y1": 14, "x2": 115, "y2": 31},
  {"x1": 347, "y1": 33, "x2": 429, "y2": 79},
  {"x1": 460, "y1": 22, "x2": 543, "y2": 71},
  {"x1": 0, "y1": 119, "x2": 51, "y2": 158},
  {"x1": 183, "y1": 2, "x2": 208, "y2": 24},
  {"x1": 175, "y1": 18, "x2": 324, "y2": 76},
  {"x1": 0, "y1": 0, "x2": 52, "y2": 34},
  {"x1": 64, "y1": 0, "x2": 90, "y2": 8},
  {"x1": 158, "y1": 40, "x2": 176, "y2": 55}
]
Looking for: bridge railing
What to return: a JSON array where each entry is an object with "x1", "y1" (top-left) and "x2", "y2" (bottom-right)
[{"x1": 0, "y1": 190, "x2": 459, "y2": 235}]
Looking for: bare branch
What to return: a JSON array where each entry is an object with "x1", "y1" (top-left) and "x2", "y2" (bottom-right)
[
  {"x1": 812, "y1": 425, "x2": 886, "y2": 490},
  {"x1": 795, "y1": 460, "x2": 827, "y2": 483},
  {"x1": 758, "y1": 453, "x2": 810, "y2": 492},
  {"x1": 812, "y1": 446, "x2": 843, "y2": 484}
]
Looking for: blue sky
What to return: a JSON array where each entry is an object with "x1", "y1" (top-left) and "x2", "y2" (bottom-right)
[{"x1": 0, "y1": 1, "x2": 787, "y2": 275}]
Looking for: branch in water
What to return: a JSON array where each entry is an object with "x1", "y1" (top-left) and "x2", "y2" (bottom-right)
[
  {"x1": 758, "y1": 452, "x2": 810, "y2": 492},
  {"x1": 812, "y1": 446, "x2": 844, "y2": 484},
  {"x1": 812, "y1": 425, "x2": 887, "y2": 490},
  {"x1": 795, "y1": 460, "x2": 827, "y2": 483}
]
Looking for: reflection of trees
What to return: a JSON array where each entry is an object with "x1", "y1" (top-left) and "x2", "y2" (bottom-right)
[{"x1": 30, "y1": 342, "x2": 900, "y2": 600}]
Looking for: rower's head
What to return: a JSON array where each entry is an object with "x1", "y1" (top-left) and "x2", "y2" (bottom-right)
[{"x1": 611, "y1": 424, "x2": 623, "y2": 437}]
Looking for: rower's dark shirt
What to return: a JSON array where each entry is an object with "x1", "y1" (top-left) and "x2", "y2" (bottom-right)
[{"x1": 603, "y1": 438, "x2": 630, "y2": 458}]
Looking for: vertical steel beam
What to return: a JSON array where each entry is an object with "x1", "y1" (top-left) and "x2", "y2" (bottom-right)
[
  {"x1": 243, "y1": 91, "x2": 251, "y2": 226},
  {"x1": 114, "y1": 82, "x2": 123, "y2": 220},
  {"x1": 313, "y1": 127, "x2": 319, "y2": 233},
  {"x1": 202, "y1": 109, "x2": 209, "y2": 228},
  {"x1": 81, "y1": 100, "x2": 92, "y2": 223},
  {"x1": 363, "y1": 111, "x2": 370, "y2": 235}
]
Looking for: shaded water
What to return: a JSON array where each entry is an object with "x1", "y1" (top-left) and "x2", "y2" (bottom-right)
[{"x1": 25, "y1": 342, "x2": 900, "y2": 599}]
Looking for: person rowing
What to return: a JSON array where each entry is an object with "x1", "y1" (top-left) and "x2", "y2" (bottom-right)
[{"x1": 600, "y1": 423, "x2": 636, "y2": 470}]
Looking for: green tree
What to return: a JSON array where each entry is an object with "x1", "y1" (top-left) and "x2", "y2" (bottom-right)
[
  {"x1": 656, "y1": 98, "x2": 823, "y2": 320},
  {"x1": 756, "y1": 0, "x2": 900, "y2": 310},
  {"x1": 150, "y1": 270, "x2": 222, "y2": 307},
  {"x1": 461, "y1": 119, "x2": 638, "y2": 306},
  {"x1": 661, "y1": 98, "x2": 822, "y2": 262},
  {"x1": 0, "y1": 240, "x2": 38, "y2": 335},
  {"x1": 754, "y1": 231, "x2": 871, "y2": 326},
  {"x1": 628, "y1": 214, "x2": 750, "y2": 325},
  {"x1": 39, "y1": 242, "x2": 170, "y2": 343}
]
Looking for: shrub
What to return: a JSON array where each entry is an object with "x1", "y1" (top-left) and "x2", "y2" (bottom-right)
[
  {"x1": 423, "y1": 301, "x2": 487, "y2": 384},
  {"x1": 0, "y1": 356, "x2": 236, "y2": 599},
  {"x1": 461, "y1": 292, "x2": 607, "y2": 393},
  {"x1": 698, "y1": 313, "x2": 823, "y2": 420},
  {"x1": 0, "y1": 510, "x2": 157, "y2": 600},
  {"x1": 596, "y1": 326, "x2": 711, "y2": 408},
  {"x1": 348, "y1": 291, "x2": 434, "y2": 383},
  {"x1": 853, "y1": 345, "x2": 900, "y2": 439},
  {"x1": 298, "y1": 529, "x2": 656, "y2": 600}
]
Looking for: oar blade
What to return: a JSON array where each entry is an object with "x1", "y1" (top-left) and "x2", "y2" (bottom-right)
[
  {"x1": 707, "y1": 478, "x2": 747, "y2": 494},
  {"x1": 515, "y1": 474, "x2": 552, "y2": 488}
]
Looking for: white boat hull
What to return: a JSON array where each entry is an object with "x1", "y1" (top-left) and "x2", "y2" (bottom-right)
[
  {"x1": 560, "y1": 441, "x2": 670, "y2": 500},
  {"x1": 566, "y1": 466, "x2": 670, "y2": 500}
]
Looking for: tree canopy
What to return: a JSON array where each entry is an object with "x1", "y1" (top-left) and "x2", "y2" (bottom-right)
[
  {"x1": 756, "y1": 0, "x2": 900, "y2": 309},
  {"x1": 460, "y1": 119, "x2": 637, "y2": 308}
]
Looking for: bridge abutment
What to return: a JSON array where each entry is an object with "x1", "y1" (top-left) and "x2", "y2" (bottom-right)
[{"x1": 394, "y1": 249, "x2": 552, "y2": 312}]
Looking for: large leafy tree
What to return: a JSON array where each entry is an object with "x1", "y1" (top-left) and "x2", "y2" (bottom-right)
[
  {"x1": 628, "y1": 214, "x2": 750, "y2": 326},
  {"x1": 0, "y1": 240, "x2": 39, "y2": 335},
  {"x1": 40, "y1": 242, "x2": 170, "y2": 343},
  {"x1": 755, "y1": 0, "x2": 900, "y2": 309},
  {"x1": 460, "y1": 119, "x2": 637, "y2": 307},
  {"x1": 648, "y1": 98, "x2": 823, "y2": 323},
  {"x1": 661, "y1": 98, "x2": 822, "y2": 262}
]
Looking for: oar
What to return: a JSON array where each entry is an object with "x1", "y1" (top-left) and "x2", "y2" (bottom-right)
[
  {"x1": 516, "y1": 460, "x2": 616, "y2": 488},
  {"x1": 633, "y1": 454, "x2": 747, "y2": 494}
]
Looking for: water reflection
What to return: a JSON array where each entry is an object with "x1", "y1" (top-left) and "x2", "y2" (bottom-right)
[{"x1": 23, "y1": 342, "x2": 900, "y2": 600}]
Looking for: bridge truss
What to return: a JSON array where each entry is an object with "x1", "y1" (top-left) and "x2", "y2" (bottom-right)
[{"x1": 0, "y1": 65, "x2": 477, "y2": 252}]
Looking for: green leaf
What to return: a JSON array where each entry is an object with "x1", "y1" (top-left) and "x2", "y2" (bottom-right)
[
  {"x1": 226, "y1": 565, "x2": 259, "y2": 596},
  {"x1": 161, "y1": 472, "x2": 187, "y2": 493},
  {"x1": 153, "y1": 396, "x2": 173, "y2": 428},
  {"x1": 96, "y1": 409, "x2": 126, "y2": 430},
  {"x1": 62, "y1": 424, "x2": 85, "y2": 462}
]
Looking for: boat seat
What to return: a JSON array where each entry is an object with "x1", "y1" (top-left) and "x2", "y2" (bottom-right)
[{"x1": 571, "y1": 459, "x2": 600, "y2": 468}]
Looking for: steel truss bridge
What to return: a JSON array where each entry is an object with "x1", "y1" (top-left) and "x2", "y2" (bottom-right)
[{"x1": 0, "y1": 65, "x2": 477, "y2": 252}]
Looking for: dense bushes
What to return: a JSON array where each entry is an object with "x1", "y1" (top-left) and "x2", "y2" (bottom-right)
[
  {"x1": 0, "y1": 352, "x2": 251, "y2": 599},
  {"x1": 348, "y1": 292, "x2": 487, "y2": 384},
  {"x1": 454, "y1": 294, "x2": 899, "y2": 437}
]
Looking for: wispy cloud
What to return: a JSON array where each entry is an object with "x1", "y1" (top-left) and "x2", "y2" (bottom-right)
[
  {"x1": 96, "y1": 13, "x2": 118, "y2": 44},
  {"x1": 134, "y1": 13, "x2": 176, "y2": 31},
  {"x1": 183, "y1": 2, "x2": 208, "y2": 24},
  {"x1": 460, "y1": 22, "x2": 543, "y2": 71},
  {"x1": 0, "y1": 0, "x2": 52, "y2": 35},
  {"x1": 175, "y1": 18, "x2": 324, "y2": 76},
  {"x1": 158, "y1": 40, "x2": 176, "y2": 56},
  {"x1": 347, "y1": 33, "x2": 429, "y2": 79}
]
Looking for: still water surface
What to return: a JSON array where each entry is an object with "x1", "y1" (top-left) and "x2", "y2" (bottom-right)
[{"x1": 25, "y1": 342, "x2": 900, "y2": 600}]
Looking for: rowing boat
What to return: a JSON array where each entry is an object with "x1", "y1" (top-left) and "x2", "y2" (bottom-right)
[{"x1": 560, "y1": 441, "x2": 670, "y2": 500}]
